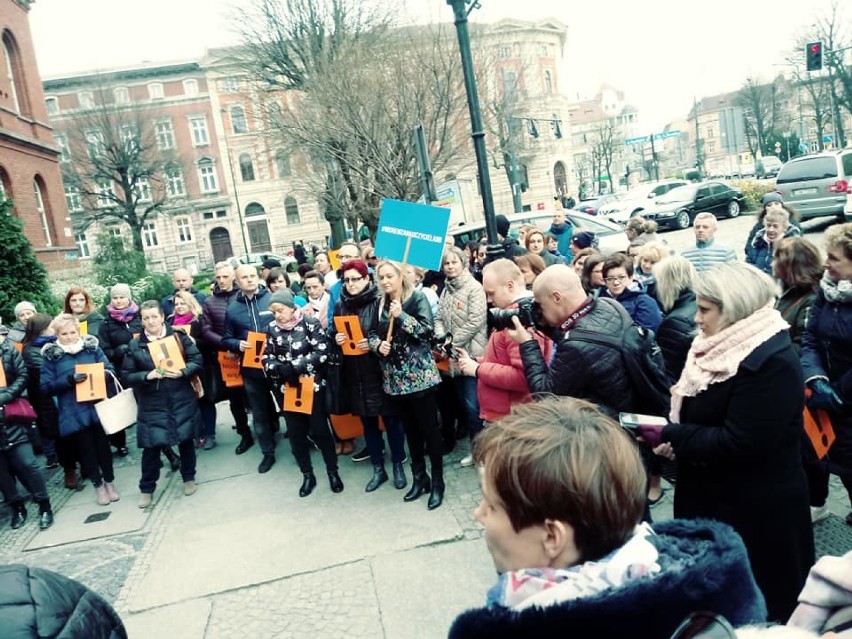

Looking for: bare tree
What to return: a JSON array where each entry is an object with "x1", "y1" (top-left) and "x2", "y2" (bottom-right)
[
  {"x1": 737, "y1": 77, "x2": 784, "y2": 160},
  {"x1": 589, "y1": 119, "x2": 619, "y2": 194}
]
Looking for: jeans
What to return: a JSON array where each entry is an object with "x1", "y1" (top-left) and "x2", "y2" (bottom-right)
[
  {"x1": 453, "y1": 375, "x2": 483, "y2": 441},
  {"x1": 199, "y1": 401, "x2": 217, "y2": 439},
  {"x1": 361, "y1": 415, "x2": 407, "y2": 466},
  {"x1": 283, "y1": 389, "x2": 337, "y2": 474},
  {"x1": 0, "y1": 442, "x2": 49, "y2": 504},
  {"x1": 226, "y1": 386, "x2": 250, "y2": 436},
  {"x1": 393, "y1": 390, "x2": 443, "y2": 482},
  {"x1": 243, "y1": 376, "x2": 278, "y2": 456},
  {"x1": 74, "y1": 425, "x2": 114, "y2": 487},
  {"x1": 139, "y1": 439, "x2": 196, "y2": 494}
]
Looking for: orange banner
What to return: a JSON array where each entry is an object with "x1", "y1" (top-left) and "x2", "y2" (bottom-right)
[
  {"x1": 75, "y1": 362, "x2": 107, "y2": 402},
  {"x1": 803, "y1": 398, "x2": 836, "y2": 460},
  {"x1": 242, "y1": 331, "x2": 266, "y2": 369},
  {"x1": 283, "y1": 376, "x2": 314, "y2": 414},
  {"x1": 218, "y1": 351, "x2": 243, "y2": 387},
  {"x1": 334, "y1": 315, "x2": 367, "y2": 356},
  {"x1": 328, "y1": 249, "x2": 341, "y2": 271},
  {"x1": 148, "y1": 335, "x2": 186, "y2": 373}
]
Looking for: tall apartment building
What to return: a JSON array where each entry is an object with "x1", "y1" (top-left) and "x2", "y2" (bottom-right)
[{"x1": 0, "y1": 0, "x2": 76, "y2": 269}]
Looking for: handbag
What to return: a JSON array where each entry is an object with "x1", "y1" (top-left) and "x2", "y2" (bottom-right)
[
  {"x1": 95, "y1": 371, "x2": 138, "y2": 435},
  {"x1": 324, "y1": 346, "x2": 349, "y2": 415},
  {"x1": 1, "y1": 397, "x2": 37, "y2": 423}
]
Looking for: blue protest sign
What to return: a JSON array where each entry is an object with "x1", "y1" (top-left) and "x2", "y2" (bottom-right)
[{"x1": 374, "y1": 199, "x2": 451, "y2": 271}]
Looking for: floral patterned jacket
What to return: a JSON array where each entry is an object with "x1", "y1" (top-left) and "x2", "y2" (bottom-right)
[
  {"x1": 368, "y1": 289, "x2": 440, "y2": 396},
  {"x1": 263, "y1": 315, "x2": 329, "y2": 392}
]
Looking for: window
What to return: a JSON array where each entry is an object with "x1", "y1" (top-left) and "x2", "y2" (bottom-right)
[
  {"x1": 97, "y1": 180, "x2": 113, "y2": 207},
  {"x1": 45, "y1": 97, "x2": 59, "y2": 114},
  {"x1": 109, "y1": 227, "x2": 122, "y2": 238},
  {"x1": 135, "y1": 176, "x2": 151, "y2": 201},
  {"x1": 216, "y1": 209, "x2": 227, "y2": 218},
  {"x1": 148, "y1": 83, "x2": 164, "y2": 100},
  {"x1": 502, "y1": 69, "x2": 518, "y2": 103},
  {"x1": 2, "y1": 32, "x2": 23, "y2": 113},
  {"x1": 120, "y1": 124, "x2": 138, "y2": 152},
  {"x1": 708, "y1": 128, "x2": 714, "y2": 139},
  {"x1": 166, "y1": 166, "x2": 185, "y2": 197},
  {"x1": 142, "y1": 222, "x2": 159, "y2": 248},
  {"x1": 183, "y1": 79, "x2": 198, "y2": 97},
  {"x1": 85, "y1": 129, "x2": 105, "y2": 159},
  {"x1": 75, "y1": 232, "x2": 90, "y2": 258},
  {"x1": 65, "y1": 185, "x2": 81, "y2": 211},
  {"x1": 231, "y1": 105, "x2": 248, "y2": 134},
  {"x1": 267, "y1": 101, "x2": 282, "y2": 126},
  {"x1": 79, "y1": 91, "x2": 94, "y2": 108},
  {"x1": 114, "y1": 87, "x2": 129, "y2": 105},
  {"x1": 154, "y1": 120, "x2": 174, "y2": 150},
  {"x1": 33, "y1": 179, "x2": 52, "y2": 246},
  {"x1": 198, "y1": 159, "x2": 218, "y2": 192},
  {"x1": 239, "y1": 152, "x2": 255, "y2": 181},
  {"x1": 708, "y1": 141, "x2": 716, "y2": 153},
  {"x1": 284, "y1": 195, "x2": 300, "y2": 224},
  {"x1": 202, "y1": 211, "x2": 214, "y2": 220},
  {"x1": 54, "y1": 133, "x2": 70, "y2": 162},
  {"x1": 176, "y1": 216, "x2": 193, "y2": 243},
  {"x1": 275, "y1": 150, "x2": 291, "y2": 177},
  {"x1": 544, "y1": 70, "x2": 553, "y2": 95},
  {"x1": 499, "y1": 45, "x2": 512, "y2": 59},
  {"x1": 189, "y1": 116, "x2": 209, "y2": 145},
  {"x1": 223, "y1": 77, "x2": 239, "y2": 93}
]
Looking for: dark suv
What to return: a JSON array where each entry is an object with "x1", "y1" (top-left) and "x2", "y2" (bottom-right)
[{"x1": 775, "y1": 150, "x2": 852, "y2": 221}]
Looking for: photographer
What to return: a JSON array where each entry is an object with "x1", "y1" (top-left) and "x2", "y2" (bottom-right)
[
  {"x1": 456, "y1": 260, "x2": 553, "y2": 423},
  {"x1": 507, "y1": 264, "x2": 634, "y2": 415}
]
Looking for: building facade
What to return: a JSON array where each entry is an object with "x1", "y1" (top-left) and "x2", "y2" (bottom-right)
[{"x1": 0, "y1": 0, "x2": 76, "y2": 269}]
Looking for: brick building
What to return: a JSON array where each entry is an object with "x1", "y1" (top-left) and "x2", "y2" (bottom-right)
[{"x1": 0, "y1": 0, "x2": 76, "y2": 269}]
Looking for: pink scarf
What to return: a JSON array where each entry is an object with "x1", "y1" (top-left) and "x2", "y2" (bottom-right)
[
  {"x1": 106, "y1": 301, "x2": 139, "y2": 323},
  {"x1": 276, "y1": 307, "x2": 304, "y2": 332},
  {"x1": 670, "y1": 304, "x2": 789, "y2": 422},
  {"x1": 172, "y1": 312, "x2": 194, "y2": 326}
]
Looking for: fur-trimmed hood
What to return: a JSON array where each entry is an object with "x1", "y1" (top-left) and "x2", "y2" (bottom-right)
[{"x1": 42, "y1": 335, "x2": 100, "y2": 361}]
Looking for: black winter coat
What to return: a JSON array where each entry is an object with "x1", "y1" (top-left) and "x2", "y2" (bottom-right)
[
  {"x1": 332, "y1": 282, "x2": 387, "y2": 416},
  {"x1": 200, "y1": 284, "x2": 239, "y2": 351},
  {"x1": 121, "y1": 329, "x2": 202, "y2": 448},
  {"x1": 263, "y1": 314, "x2": 329, "y2": 393},
  {"x1": 776, "y1": 286, "x2": 817, "y2": 353},
  {"x1": 0, "y1": 341, "x2": 30, "y2": 451},
  {"x1": 23, "y1": 338, "x2": 60, "y2": 440},
  {"x1": 663, "y1": 332, "x2": 814, "y2": 622},
  {"x1": 657, "y1": 290, "x2": 698, "y2": 381},
  {"x1": 77, "y1": 310, "x2": 105, "y2": 339},
  {"x1": 98, "y1": 311, "x2": 142, "y2": 370},
  {"x1": 0, "y1": 564, "x2": 127, "y2": 639},
  {"x1": 518, "y1": 296, "x2": 634, "y2": 415}
]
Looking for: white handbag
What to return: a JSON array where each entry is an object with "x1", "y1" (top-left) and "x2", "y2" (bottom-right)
[{"x1": 95, "y1": 371, "x2": 137, "y2": 435}]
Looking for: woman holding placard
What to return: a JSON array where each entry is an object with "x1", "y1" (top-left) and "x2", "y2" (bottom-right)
[
  {"x1": 41, "y1": 314, "x2": 118, "y2": 507},
  {"x1": 263, "y1": 289, "x2": 342, "y2": 497},
  {"x1": 370, "y1": 260, "x2": 444, "y2": 510},
  {"x1": 122, "y1": 301, "x2": 203, "y2": 508},
  {"x1": 332, "y1": 258, "x2": 408, "y2": 492}
]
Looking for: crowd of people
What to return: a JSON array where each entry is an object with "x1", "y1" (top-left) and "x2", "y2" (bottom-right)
[{"x1": 1, "y1": 195, "x2": 851, "y2": 636}]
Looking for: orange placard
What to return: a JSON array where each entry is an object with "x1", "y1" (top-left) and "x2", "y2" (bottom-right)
[
  {"x1": 148, "y1": 335, "x2": 186, "y2": 373},
  {"x1": 218, "y1": 351, "x2": 243, "y2": 388},
  {"x1": 803, "y1": 393, "x2": 836, "y2": 460},
  {"x1": 79, "y1": 320, "x2": 89, "y2": 335},
  {"x1": 329, "y1": 414, "x2": 386, "y2": 439},
  {"x1": 173, "y1": 324, "x2": 191, "y2": 334},
  {"x1": 242, "y1": 331, "x2": 266, "y2": 369},
  {"x1": 283, "y1": 376, "x2": 314, "y2": 414},
  {"x1": 75, "y1": 362, "x2": 107, "y2": 402},
  {"x1": 0, "y1": 362, "x2": 6, "y2": 387},
  {"x1": 334, "y1": 315, "x2": 367, "y2": 356},
  {"x1": 328, "y1": 249, "x2": 341, "y2": 271}
]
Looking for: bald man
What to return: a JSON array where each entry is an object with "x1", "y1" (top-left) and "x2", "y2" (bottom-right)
[
  {"x1": 161, "y1": 268, "x2": 208, "y2": 317},
  {"x1": 506, "y1": 264, "x2": 635, "y2": 415}
]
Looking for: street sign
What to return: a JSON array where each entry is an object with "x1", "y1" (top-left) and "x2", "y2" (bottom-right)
[
  {"x1": 625, "y1": 135, "x2": 648, "y2": 146},
  {"x1": 651, "y1": 130, "x2": 681, "y2": 141},
  {"x1": 625, "y1": 130, "x2": 681, "y2": 146}
]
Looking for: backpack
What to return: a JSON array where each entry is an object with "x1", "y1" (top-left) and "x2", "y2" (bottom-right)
[{"x1": 569, "y1": 297, "x2": 673, "y2": 415}]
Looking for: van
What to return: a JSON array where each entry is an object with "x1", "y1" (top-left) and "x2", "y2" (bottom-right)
[
  {"x1": 755, "y1": 156, "x2": 783, "y2": 179},
  {"x1": 775, "y1": 151, "x2": 852, "y2": 221}
]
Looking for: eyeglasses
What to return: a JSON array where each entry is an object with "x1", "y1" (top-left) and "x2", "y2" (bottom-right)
[
  {"x1": 343, "y1": 276, "x2": 364, "y2": 283},
  {"x1": 604, "y1": 275, "x2": 630, "y2": 283},
  {"x1": 339, "y1": 255, "x2": 359, "y2": 261},
  {"x1": 669, "y1": 612, "x2": 736, "y2": 639}
]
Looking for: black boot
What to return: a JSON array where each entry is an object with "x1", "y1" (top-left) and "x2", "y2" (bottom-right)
[
  {"x1": 365, "y1": 465, "x2": 388, "y2": 493},
  {"x1": 235, "y1": 433, "x2": 254, "y2": 455},
  {"x1": 163, "y1": 447, "x2": 181, "y2": 472},
  {"x1": 403, "y1": 468, "x2": 431, "y2": 502},
  {"x1": 299, "y1": 472, "x2": 317, "y2": 497},
  {"x1": 428, "y1": 478, "x2": 445, "y2": 510},
  {"x1": 392, "y1": 462, "x2": 407, "y2": 489},
  {"x1": 37, "y1": 501, "x2": 54, "y2": 530},
  {"x1": 10, "y1": 502, "x2": 27, "y2": 529},
  {"x1": 328, "y1": 470, "x2": 344, "y2": 493}
]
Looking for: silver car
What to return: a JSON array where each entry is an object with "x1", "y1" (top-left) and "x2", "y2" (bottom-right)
[{"x1": 775, "y1": 150, "x2": 852, "y2": 221}]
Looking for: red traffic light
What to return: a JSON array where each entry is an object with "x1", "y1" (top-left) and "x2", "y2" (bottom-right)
[
  {"x1": 811, "y1": 43, "x2": 821, "y2": 53},
  {"x1": 806, "y1": 41, "x2": 824, "y2": 71}
]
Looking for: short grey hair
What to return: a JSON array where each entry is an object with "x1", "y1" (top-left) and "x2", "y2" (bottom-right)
[
  {"x1": 694, "y1": 263, "x2": 777, "y2": 330},
  {"x1": 214, "y1": 261, "x2": 233, "y2": 272},
  {"x1": 694, "y1": 212, "x2": 718, "y2": 227},
  {"x1": 441, "y1": 246, "x2": 467, "y2": 268},
  {"x1": 764, "y1": 209, "x2": 790, "y2": 226},
  {"x1": 653, "y1": 256, "x2": 697, "y2": 312}
]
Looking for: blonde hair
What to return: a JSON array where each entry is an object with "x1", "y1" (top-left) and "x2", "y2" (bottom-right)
[
  {"x1": 376, "y1": 260, "x2": 414, "y2": 313},
  {"x1": 653, "y1": 256, "x2": 697, "y2": 312},
  {"x1": 824, "y1": 222, "x2": 852, "y2": 260},
  {"x1": 694, "y1": 263, "x2": 777, "y2": 330},
  {"x1": 50, "y1": 313, "x2": 81, "y2": 335},
  {"x1": 638, "y1": 241, "x2": 667, "y2": 264},
  {"x1": 173, "y1": 290, "x2": 202, "y2": 318}
]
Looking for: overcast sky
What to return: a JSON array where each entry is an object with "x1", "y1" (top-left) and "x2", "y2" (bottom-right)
[{"x1": 29, "y1": 0, "x2": 844, "y2": 130}]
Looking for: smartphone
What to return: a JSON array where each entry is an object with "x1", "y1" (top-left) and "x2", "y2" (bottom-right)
[{"x1": 619, "y1": 412, "x2": 668, "y2": 433}]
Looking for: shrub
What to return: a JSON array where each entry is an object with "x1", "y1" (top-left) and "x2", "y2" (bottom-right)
[
  {"x1": 731, "y1": 180, "x2": 776, "y2": 212},
  {"x1": 93, "y1": 232, "x2": 147, "y2": 287}
]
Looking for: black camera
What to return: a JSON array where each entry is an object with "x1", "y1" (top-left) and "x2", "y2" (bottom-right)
[
  {"x1": 434, "y1": 333, "x2": 460, "y2": 359},
  {"x1": 489, "y1": 297, "x2": 542, "y2": 331}
]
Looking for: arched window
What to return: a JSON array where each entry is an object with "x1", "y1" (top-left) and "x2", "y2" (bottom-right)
[
  {"x1": 245, "y1": 202, "x2": 265, "y2": 217},
  {"x1": 239, "y1": 152, "x2": 255, "y2": 182},
  {"x1": 284, "y1": 196, "x2": 300, "y2": 224},
  {"x1": 553, "y1": 161, "x2": 567, "y2": 195},
  {"x1": 275, "y1": 149, "x2": 291, "y2": 177},
  {"x1": 2, "y1": 30, "x2": 29, "y2": 116},
  {"x1": 0, "y1": 165, "x2": 12, "y2": 200},
  {"x1": 544, "y1": 70, "x2": 553, "y2": 95},
  {"x1": 33, "y1": 176, "x2": 55, "y2": 246},
  {"x1": 197, "y1": 157, "x2": 218, "y2": 193}
]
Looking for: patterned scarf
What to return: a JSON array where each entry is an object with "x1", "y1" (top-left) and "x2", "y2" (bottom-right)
[
  {"x1": 276, "y1": 307, "x2": 304, "y2": 332},
  {"x1": 820, "y1": 272, "x2": 852, "y2": 303},
  {"x1": 106, "y1": 301, "x2": 139, "y2": 323},
  {"x1": 670, "y1": 303, "x2": 789, "y2": 422}
]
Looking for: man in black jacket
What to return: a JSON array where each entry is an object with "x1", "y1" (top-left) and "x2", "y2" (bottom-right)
[
  {"x1": 161, "y1": 268, "x2": 207, "y2": 317},
  {"x1": 507, "y1": 265, "x2": 633, "y2": 415}
]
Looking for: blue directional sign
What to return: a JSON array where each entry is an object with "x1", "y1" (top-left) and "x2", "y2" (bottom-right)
[
  {"x1": 625, "y1": 136, "x2": 649, "y2": 146},
  {"x1": 625, "y1": 130, "x2": 681, "y2": 146},
  {"x1": 374, "y1": 199, "x2": 451, "y2": 271}
]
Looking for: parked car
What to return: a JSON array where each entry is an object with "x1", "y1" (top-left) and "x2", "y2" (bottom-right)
[
  {"x1": 228, "y1": 253, "x2": 301, "y2": 279},
  {"x1": 774, "y1": 150, "x2": 852, "y2": 222},
  {"x1": 450, "y1": 210, "x2": 630, "y2": 255},
  {"x1": 598, "y1": 180, "x2": 689, "y2": 224},
  {"x1": 755, "y1": 156, "x2": 783, "y2": 179},
  {"x1": 571, "y1": 194, "x2": 622, "y2": 216},
  {"x1": 641, "y1": 181, "x2": 744, "y2": 230}
]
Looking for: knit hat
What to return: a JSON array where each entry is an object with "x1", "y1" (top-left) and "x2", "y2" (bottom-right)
[
  {"x1": 110, "y1": 283, "x2": 132, "y2": 300},
  {"x1": 495, "y1": 214, "x2": 511, "y2": 237},
  {"x1": 262, "y1": 258, "x2": 282, "y2": 270},
  {"x1": 761, "y1": 192, "x2": 783, "y2": 205},
  {"x1": 269, "y1": 289, "x2": 295, "y2": 308},
  {"x1": 14, "y1": 301, "x2": 36, "y2": 318},
  {"x1": 571, "y1": 231, "x2": 595, "y2": 250}
]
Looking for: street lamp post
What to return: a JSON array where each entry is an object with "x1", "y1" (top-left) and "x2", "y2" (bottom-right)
[
  {"x1": 219, "y1": 112, "x2": 250, "y2": 254},
  {"x1": 446, "y1": 0, "x2": 499, "y2": 255}
]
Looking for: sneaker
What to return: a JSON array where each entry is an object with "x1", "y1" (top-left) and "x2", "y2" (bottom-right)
[
  {"x1": 104, "y1": 482, "x2": 120, "y2": 502},
  {"x1": 811, "y1": 504, "x2": 830, "y2": 523},
  {"x1": 95, "y1": 484, "x2": 110, "y2": 506},
  {"x1": 184, "y1": 481, "x2": 197, "y2": 496},
  {"x1": 350, "y1": 447, "x2": 373, "y2": 463},
  {"x1": 45, "y1": 455, "x2": 60, "y2": 469},
  {"x1": 203, "y1": 437, "x2": 217, "y2": 451},
  {"x1": 459, "y1": 455, "x2": 475, "y2": 468},
  {"x1": 115, "y1": 447, "x2": 129, "y2": 457},
  {"x1": 138, "y1": 493, "x2": 153, "y2": 509}
]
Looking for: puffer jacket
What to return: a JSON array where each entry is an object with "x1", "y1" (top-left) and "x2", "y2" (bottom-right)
[
  {"x1": 657, "y1": 290, "x2": 698, "y2": 381},
  {"x1": 41, "y1": 336, "x2": 115, "y2": 437},
  {"x1": 368, "y1": 290, "x2": 440, "y2": 396},
  {"x1": 23, "y1": 336, "x2": 60, "y2": 440},
  {"x1": 435, "y1": 269, "x2": 488, "y2": 363},
  {"x1": 745, "y1": 225, "x2": 802, "y2": 275},
  {"x1": 98, "y1": 310, "x2": 142, "y2": 370},
  {"x1": 263, "y1": 314, "x2": 329, "y2": 394},
  {"x1": 604, "y1": 283, "x2": 662, "y2": 333},
  {"x1": 222, "y1": 287, "x2": 273, "y2": 380},
  {"x1": 121, "y1": 328, "x2": 202, "y2": 448},
  {"x1": 519, "y1": 295, "x2": 634, "y2": 415},
  {"x1": 0, "y1": 340, "x2": 30, "y2": 451},
  {"x1": 0, "y1": 564, "x2": 127, "y2": 639},
  {"x1": 201, "y1": 284, "x2": 239, "y2": 351},
  {"x1": 332, "y1": 282, "x2": 386, "y2": 416}
]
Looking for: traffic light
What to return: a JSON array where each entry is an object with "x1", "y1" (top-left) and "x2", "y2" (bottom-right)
[{"x1": 806, "y1": 42, "x2": 823, "y2": 72}]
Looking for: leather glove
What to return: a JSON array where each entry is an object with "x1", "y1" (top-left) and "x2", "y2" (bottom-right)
[
  {"x1": 68, "y1": 372, "x2": 88, "y2": 384},
  {"x1": 807, "y1": 379, "x2": 843, "y2": 412},
  {"x1": 275, "y1": 362, "x2": 295, "y2": 381}
]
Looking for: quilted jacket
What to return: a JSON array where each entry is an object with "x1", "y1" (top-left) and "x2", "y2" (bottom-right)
[{"x1": 435, "y1": 268, "x2": 488, "y2": 362}]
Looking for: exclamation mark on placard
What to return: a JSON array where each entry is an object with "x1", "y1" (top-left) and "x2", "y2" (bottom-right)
[
  {"x1": 254, "y1": 340, "x2": 263, "y2": 365},
  {"x1": 161, "y1": 343, "x2": 174, "y2": 369},
  {"x1": 293, "y1": 382, "x2": 303, "y2": 408},
  {"x1": 344, "y1": 320, "x2": 356, "y2": 351},
  {"x1": 88, "y1": 374, "x2": 94, "y2": 398}
]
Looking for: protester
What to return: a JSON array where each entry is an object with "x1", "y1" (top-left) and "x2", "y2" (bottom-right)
[
  {"x1": 525, "y1": 229, "x2": 562, "y2": 266},
  {"x1": 570, "y1": 231, "x2": 596, "y2": 255},
  {"x1": 601, "y1": 252, "x2": 662, "y2": 332},
  {"x1": 549, "y1": 207, "x2": 574, "y2": 261},
  {"x1": 788, "y1": 551, "x2": 852, "y2": 638},
  {"x1": 513, "y1": 253, "x2": 546, "y2": 290},
  {"x1": 64, "y1": 287, "x2": 105, "y2": 338},
  {"x1": 774, "y1": 237, "x2": 822, "y2": 352},
  {"x1": 681, "y1": 213, "x2": 737, "y2": 272},
  {"x1": 653, "y1": 256, "x2": 699, "y2": 380},
  {"x1": 746, "y1": 207, "x2": 801, "y2": 275},
  {"x1": 580, "y1": 253, "x2": 606, "y2": 293},
  {"x1": 570, "y1": 247, "x2": 597, "y2": 278},
  {"x1": 302, "y1": 270, "x2": 331, "y2": 330},
  {"x1": 494, "y1": 214, "x2": 526, "y2": 261},
  {"x1": 8, "y1": 300, "x2": 36, "y2": 344},
  {"x1": 635, "y1": 241, "x2": 667, "y2": 292},
  {"x1": 313, "y1": 251, "x2": 338, "y2": 288},
  {"x1": 625, "y1": 217, "x2": 661, "y2": 244},
  {"x1": 745, "y1": 192, "x2": 801, "y2": 252},
  {"x1": 160, "y1": 268, "x2": 207, "y2": 317}
]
